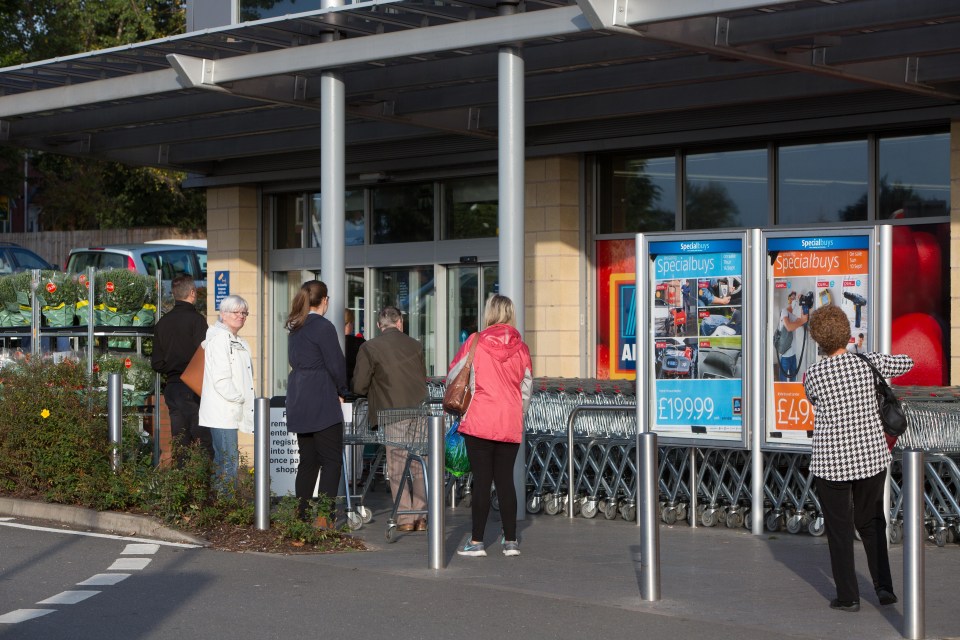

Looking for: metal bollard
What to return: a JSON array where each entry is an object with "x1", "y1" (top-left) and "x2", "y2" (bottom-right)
[
  {"x1": 638, "y1": 431, "x2": 661, "y2": 601},
  {"x1": 254, "y1": 398, "x2": 270, "y2": 531},
  {"x1": 428, "y1": 415, "x2": 445, "y2": 569},
  {"x1": 107, "y1": 372, "x2": 122, "y2": 472},
  {"x1": 688, "y1": 447, "x2": 698, "y2": 529},
  {"x1": 902, "y1": 449, "x2": 925, "y2": 640}
]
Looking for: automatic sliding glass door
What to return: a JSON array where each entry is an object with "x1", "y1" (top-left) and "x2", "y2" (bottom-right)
[{"x1": 447, "y1": 263, "x2": 498, "y2": 358}]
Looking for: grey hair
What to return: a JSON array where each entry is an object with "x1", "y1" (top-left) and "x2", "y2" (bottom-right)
[
  {"x1": 377, "y1": 306, "x2": 403, "y2": 329},
  {"x1": 218, "y1": 295, "x2": 249, "y2": 319}
]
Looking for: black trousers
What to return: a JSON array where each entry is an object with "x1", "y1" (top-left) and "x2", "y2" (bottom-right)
[
  {"x1": 463, "y1": 433, "x2": 520, "y2": 542},
  {"x1": 815, "y1": 469, "x2": 893, "y2": 603},
  {"x1": 163, "y1": 382, "x2": 213, "y2": 464},
  {"x1": 295, "y1": 425, "x2": 343, "y2": 517}
]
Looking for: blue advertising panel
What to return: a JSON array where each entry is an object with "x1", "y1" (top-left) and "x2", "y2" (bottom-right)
[
  {"x1": 214, "y1": 270, "x2": 230, "y2": 310},
  {"x1": 647, "y1": 234, "x2": 746, "y2": 444}
]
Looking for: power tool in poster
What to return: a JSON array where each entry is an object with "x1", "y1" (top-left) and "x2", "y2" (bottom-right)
[{"x1": 843, "y1": 291, "x2": 867, "y2": 328}]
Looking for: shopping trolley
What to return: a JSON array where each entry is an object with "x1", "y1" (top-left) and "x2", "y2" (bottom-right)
[
  {"x1": 379, "y1": 402, "x2": 452, "y2": 542},
  {"x1": 341, "y1": 398, "x2": 384, "y2": 530},
  {"x1": 889, "y1": 398, "x2": 960, "y2": 546}
]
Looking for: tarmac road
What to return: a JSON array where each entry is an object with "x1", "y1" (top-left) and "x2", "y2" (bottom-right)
[{"x1": 2, "y1": 492, "x2": 960, "y2": 640}]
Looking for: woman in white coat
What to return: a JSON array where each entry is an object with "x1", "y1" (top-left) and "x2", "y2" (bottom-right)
[{"x1": 198, "y1": 295, "x2": 255, "y2": 494}]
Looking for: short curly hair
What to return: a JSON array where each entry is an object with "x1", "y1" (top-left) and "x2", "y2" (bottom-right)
[{"x1": 807, "y1": 304, "x2": 851, "y2": 354}]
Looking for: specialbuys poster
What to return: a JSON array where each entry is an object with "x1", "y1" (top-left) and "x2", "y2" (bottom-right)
[
  {"x1": 767, "y1": 235, "x2": 869, "y2": 446},
  {"x1": 649, "y1": 238, "x2": 744, "y2": 443}
]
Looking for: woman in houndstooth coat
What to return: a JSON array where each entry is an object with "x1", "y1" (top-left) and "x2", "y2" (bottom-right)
[{"x1": 803, "y1": 304, "x2": 912, "y2": 613}]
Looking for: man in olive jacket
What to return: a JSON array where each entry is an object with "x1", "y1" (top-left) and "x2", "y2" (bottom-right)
[{"x1": 353, "y1": 306, "x2": 428, "y2": 531}]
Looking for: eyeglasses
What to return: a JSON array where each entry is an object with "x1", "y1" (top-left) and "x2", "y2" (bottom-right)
[{"x1": 230, "y1": 310, "x2": 250, "y2": 317}]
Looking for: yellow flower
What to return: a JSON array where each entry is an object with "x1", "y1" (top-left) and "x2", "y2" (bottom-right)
[{"x1": 40, "y1": 409, "x2": 50, "y2": 419}]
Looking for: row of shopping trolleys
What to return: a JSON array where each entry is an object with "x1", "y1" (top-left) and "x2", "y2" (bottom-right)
[{"x1": 519, "y1": 380, "x2": 960, "y2": 547}]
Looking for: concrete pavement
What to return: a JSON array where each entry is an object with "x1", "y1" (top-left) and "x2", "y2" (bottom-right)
[{"x1": 3, "y1": 490, "x2": 959, "y2": 640}]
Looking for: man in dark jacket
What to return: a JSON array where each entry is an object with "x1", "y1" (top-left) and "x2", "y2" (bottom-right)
[
  {"x1": 151, "y1": 275, "x2": 212, "y2": 464},
  {"x1": 353, "y1": 306, "x2": 428, "y2": 531}
]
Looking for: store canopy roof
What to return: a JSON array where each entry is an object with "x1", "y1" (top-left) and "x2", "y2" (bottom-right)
[{"x1": 1, "y1": 0, "x2": 959, "y2": 185}]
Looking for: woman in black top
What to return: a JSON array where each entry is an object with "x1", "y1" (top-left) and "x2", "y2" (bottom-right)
[
  {"x1": 804, "y1": 304, "x2": 912, "y2": 612},
  {"x1": 285, "y1": 280, "x2": 348, "y2": 527}
]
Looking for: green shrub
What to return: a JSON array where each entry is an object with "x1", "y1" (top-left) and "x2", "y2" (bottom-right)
[
  {"x1": 0, "y1": 359, "x2": 149, "y2": 509},
  {"x1": 37, "y1": 270, "x2": 82, "y2": 307},
  {"x1": 96, "y1": 269, "x2": 148, "y2": 313}
]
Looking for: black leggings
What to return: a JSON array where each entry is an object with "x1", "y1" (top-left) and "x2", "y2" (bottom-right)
[
  {"x1": 464, "y1": 433, "x2": 520, "y2": 542},
  {"x1": 295, "y1": 425, "x2": 343, "y2": 518}
]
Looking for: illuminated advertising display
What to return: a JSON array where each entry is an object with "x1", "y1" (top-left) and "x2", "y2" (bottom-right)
[
  {"x1": 765, "y1": 233, "x2": 871, "y2": 448},
  {"x1": 648, "y1": 236, "x2": 745, "y2": 444}
]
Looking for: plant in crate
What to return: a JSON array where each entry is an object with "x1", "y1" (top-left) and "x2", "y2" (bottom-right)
[
  {"x1": 95, "y1": 269, "x2": 147, "y2": 326},
  {"x1": 9, "y1": 271, "x2": 33, "y2": 325},
  {"x1": 37, "y1": 270, "x2": 81, "y2": 327},
  {"x1": 133, "y1": 274, "x2": 159, "y2": 327},
  {"x1": 93, "y1": 353, "x2": 155, "y2": 407},
  {"x1": 0, "y1": 275, "x2": 27, "y2": 327}
]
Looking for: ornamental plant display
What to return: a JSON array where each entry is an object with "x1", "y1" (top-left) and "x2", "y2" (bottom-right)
[
  {"x1": 0, "y1": 275, "x2": 25, "y2": 327},
  {"x1": 96, "y1": 269, "x2": 148, "y2": 314},
  {"x1": 37, "y1": 270, "x2": 82, "y2": 327}
]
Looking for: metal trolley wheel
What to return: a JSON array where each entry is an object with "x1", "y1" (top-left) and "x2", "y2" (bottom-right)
[
  {"x1": 385, "y1": 523, "x2": 398, "y2": 543},
  {"x1": 358, "y1": 505, "x2": 373, "y2": 524}
]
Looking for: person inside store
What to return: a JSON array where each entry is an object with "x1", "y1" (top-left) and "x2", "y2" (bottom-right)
[
  {"x1": 151, "y1": 275, "x2": 212, "y2": 465},
  {"x1": 450, "y1": 294, "x2": 532, "y2": 558},
  {"x1": 352, "y1": 306, "x2": 428, "y2": 532},
  {"x1": 284, "y1": 280, "x2": 348, "y2": 528},
  {"x1": 344, "y1": 308, "x2": 365, "y2": 390},
  {"x1": 778, "y1": 291, "x2": 808, "y2": 381},
  {"x1": 198, "y1": 295, "x2": 255, "y2": 495},
  {"x1": 803, "y1": 304, "x2": 913, "y2": 612}
]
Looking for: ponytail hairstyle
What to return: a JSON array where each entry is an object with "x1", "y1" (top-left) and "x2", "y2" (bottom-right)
[{"x1": 286, "y1": 280, "x2": 328, "y2": 332}]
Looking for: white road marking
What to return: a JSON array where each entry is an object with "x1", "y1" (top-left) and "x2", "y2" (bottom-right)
[
  {"x1": 0, "y1": 520, "x2": 200, "y2": 548},
  {"x1": 0, "y1": 517, "x2": 14, "y2": 521},
  {"x1": 121, "y1": 543, "x2": 159, "y2": 555},
  {"x1": 107, "y1": 558, "x2": 151, "y2": 571},
  {"x1": 77, "y1": 574, "x2": 131, "y2": 586},
  {"x1": 37, "y1": 591, "x2": 100, "y2": 605},
  {"x1": 0, "y1": 609, "x2": 56, "y2": 623}
]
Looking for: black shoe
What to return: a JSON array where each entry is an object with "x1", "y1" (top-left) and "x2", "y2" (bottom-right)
[
  {"x1": 877, "y1": 589, "x2": 898, "y2": 606},
  {"x1": 829, "y1": 599, "x2": 861, "y2": 612}
]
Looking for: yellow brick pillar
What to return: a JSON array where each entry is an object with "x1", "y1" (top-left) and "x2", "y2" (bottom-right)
[
  {"x1": 951, "y1": 122, "x2": 960, "y2": 385},
  {"x1": 524, "y1": 156, "x2": 582, "y2": 377},
  {"x1": 207, "y1": 185, "x2": 260, "y2": 462}
]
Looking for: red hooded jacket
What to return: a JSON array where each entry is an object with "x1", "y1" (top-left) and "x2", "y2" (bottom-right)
[{"x1": 446, "y1": 323, "x2": 532, "y2": 443}]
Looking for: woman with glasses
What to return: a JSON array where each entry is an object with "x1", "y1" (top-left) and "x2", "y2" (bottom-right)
[
  {"x1": 198, "y1": 295, "x2": 255, "y2": 495},
  {"x1": 284, "y1": 280, "x2": 348, "y2": 528}
]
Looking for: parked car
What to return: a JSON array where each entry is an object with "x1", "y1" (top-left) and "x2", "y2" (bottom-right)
[
  {"x1": 65, "y1": 243, "x2": 207, "y2": 283},
  {"x1": 0, "y1": 242, "x2": 56, "y2": 274}
]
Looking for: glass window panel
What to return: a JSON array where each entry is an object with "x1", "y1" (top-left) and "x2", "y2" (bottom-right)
[
  {"x1": 346, "y1": 270, "x2": 365, "y2": 337},
  {"x1": 345, "y1": 190, "x2": 365, "y2": 246},
  {"x1": 599, "y1": 154, "x2": 676, "y2": 233},
  {"x1": 777, "y1": 140, "x2": 867, "y2": 225},
  {"x1": 372, "y1": 183, "x2": 434, "y2": 244},
  {"x1": 878, "y1": 133, "x2": 950, "y2": 219},
  {"x1": 240, "y1": 0, "x2": 321, "y2": 21},
  {"x1": 684, "y1": 149, "x2": 768, "y2": 229},
  {"x1": 444, "y1": 176, "x2": 498, "y2": 239},
  {"x1": 270, "y1": 271, "x2": 308, "y2": 396},
  {"x1": 274, "y1": 193, "x2": 304, "y2": 249},
  {"x1": 374, "y1": 266, "x2": 436, "y2": 374},
  {"x1": 305, "y1": 190, "x2": 366, "y2": 248}
]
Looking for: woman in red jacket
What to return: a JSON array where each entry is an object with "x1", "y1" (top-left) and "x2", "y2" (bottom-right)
[{"x1": 449, "y1": 295, "x2": 532, "y2": 557}]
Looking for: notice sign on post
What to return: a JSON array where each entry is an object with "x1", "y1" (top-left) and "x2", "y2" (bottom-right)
[
  {"x1": 269, "y1": 398, "x2": 299, "y2": 497},
  {"x1": 765, "y1": 232, "x2": 871, "y2": 448},
  {"x1": 214, "y1": 270, "x2": 230, "y2": 310},
  {"x1": 647, "y1": 236, "x2": 745, "y2": 445}
]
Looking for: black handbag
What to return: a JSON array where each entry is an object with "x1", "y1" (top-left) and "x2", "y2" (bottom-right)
[{"x1": 855, "y1": 353, "x2": 908, "y2": 437}]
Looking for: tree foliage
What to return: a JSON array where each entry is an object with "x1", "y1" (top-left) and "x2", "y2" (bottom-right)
[{"x1": 0, "y1": 1, "x2": 204, "y2": 231}]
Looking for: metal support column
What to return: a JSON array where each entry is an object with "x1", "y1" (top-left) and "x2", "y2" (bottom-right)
[
  {"x1": 748, "y1": 228, "x2": 764, "y2": 535},
  {"x1": 688, "y1": 447, "x2": 697, "y2": 529},
  {"x1": 877, "y1": 225, "x2": 894, "y2": 537},
  {"x1": 498, "y1": 0, "x2": 526, "y2": 523},
  {"x1": 254, "y1": 397, "x2": 271, "y2": 530},
  {"x1": 321, "y1": 0, "x2": 346, "y2": 352},
  {"x1": 428, "y1": 416, "x2": 445, "y2": 569}
]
